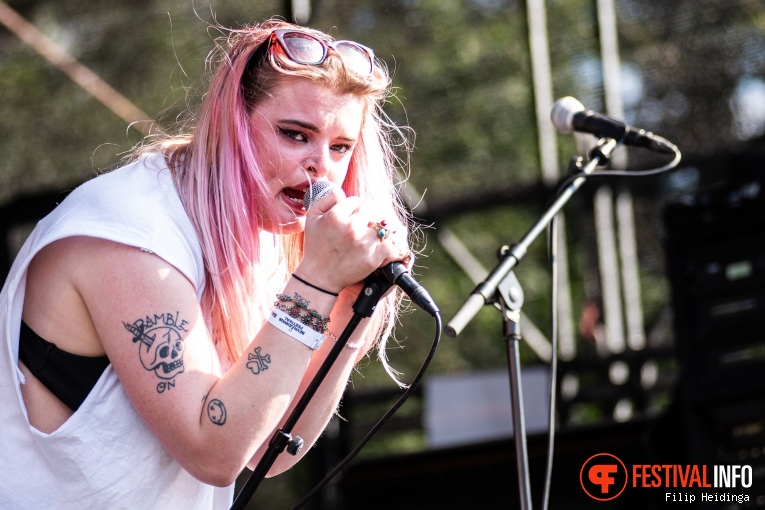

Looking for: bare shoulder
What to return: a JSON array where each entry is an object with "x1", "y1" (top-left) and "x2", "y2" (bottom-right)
[
  {"x1": 67, "y1": 236, "x2": 202, "y2": 348},
  {"x1": 22, "y1": 236, "x2": 134, "y2": 356},
  {"x1": 24, "y1": 236, "x2": 199, "y2": 356}
]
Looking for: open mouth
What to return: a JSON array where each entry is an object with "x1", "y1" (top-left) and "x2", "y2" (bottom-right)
[{"x1": 283, "y1": 187, "x2": 307, "y2": 210}]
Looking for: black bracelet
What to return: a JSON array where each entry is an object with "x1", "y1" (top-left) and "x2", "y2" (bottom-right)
[{"x1": 291, "y1": 273, "x2": 339, "y2": 297}]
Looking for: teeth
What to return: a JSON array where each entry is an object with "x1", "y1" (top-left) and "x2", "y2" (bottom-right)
[
  {"x1": 163, "y1": 359, "x2": 183, "y2": 373},
  {"x1": 284, "y1": 192, "x2": 306, "y2": 208}
]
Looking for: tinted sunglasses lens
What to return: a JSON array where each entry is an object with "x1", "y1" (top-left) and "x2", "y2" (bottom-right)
[
  {"x1": 336, "y1": 42, "x2": 373, "y2": 75},
  {"x1": 281, "y1": 32, "x2": 325, "y2": 64}
]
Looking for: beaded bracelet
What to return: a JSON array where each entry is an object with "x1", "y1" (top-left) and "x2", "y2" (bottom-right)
[{"x1": 274, "y1": 293, "x2": 330, "y2": 334}]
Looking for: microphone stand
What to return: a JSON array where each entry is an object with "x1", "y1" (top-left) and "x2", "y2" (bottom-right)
[
  {"x1": 497, "y1": 262, "x2": 533, "y2": 510},
  {"x1": 231, "y1": 272, "x2": 393, "y2": 510},
  {"x1": 445, "y1": 138, "x2": 618, "y2": 510},
  {"x1": 446, "y1": 138, "x2": 617, "y2": 337}
]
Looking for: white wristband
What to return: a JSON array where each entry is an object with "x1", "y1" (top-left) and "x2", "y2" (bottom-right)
[{"x1": 268, "y1": 308, "x2": 325, "y2": 350}]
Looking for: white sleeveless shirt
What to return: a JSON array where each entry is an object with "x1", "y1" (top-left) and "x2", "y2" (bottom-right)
[{"x1": 0, "y1": 155, "x2": 234, "y2": 509}]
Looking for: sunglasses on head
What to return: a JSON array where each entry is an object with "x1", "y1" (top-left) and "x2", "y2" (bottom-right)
[{"x1": 268, "y1": 29, "x2": 375, "y2": 76}]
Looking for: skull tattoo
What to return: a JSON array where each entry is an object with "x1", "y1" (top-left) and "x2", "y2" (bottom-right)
[{"x1": 124, "y1": 321, "x2": 186, "y2": 380}]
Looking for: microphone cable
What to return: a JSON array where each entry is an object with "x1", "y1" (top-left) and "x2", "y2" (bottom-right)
[
  {"x1": 560, "y1": 135, "x2": 682, "y2": 189},
  {"x1": 541, "y1": 211, "x2": 560, "y2": 510},
  {"x1": 290, "y1": 311, "x2": 443, "y2": 510},
  {"x1": 539, "y1": 139, "x2": 681, "y2": 510}
]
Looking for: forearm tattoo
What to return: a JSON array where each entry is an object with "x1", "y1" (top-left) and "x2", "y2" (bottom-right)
[
  {"x1": 246, "y1": 346, "x2": 272, "y2": 375},
  {"x1": 123, "y1": 312, "x2": 189, "y2": 393},
  {"x1": 207, "y1": 398, "x2": 227, "y2": 426}
]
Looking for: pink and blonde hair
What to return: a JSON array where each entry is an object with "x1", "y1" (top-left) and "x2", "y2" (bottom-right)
[{"x1": 138, "y1": 19, "x2": 411, "y2": 379}]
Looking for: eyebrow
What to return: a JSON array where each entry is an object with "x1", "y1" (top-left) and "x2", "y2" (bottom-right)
[{"x1": 280, "y1": 119, "x2": 358, "y2": 142}]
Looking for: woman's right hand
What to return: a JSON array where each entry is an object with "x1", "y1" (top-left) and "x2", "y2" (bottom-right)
[{"x1": 296, "y1": 187, "x2": 409, "y2": 294}]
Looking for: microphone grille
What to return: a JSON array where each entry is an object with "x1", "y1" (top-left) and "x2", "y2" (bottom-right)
[
  {"x1": 550, "y1": 96, "x2": 585, "y2": 134},
  {"x1": 303, "y1": 181, "x2": 344, "y2": 210}
]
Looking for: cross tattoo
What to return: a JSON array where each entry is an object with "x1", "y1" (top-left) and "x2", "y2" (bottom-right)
[{"x1": 246, "y1": 347, "x2": 272, "y2": 375}]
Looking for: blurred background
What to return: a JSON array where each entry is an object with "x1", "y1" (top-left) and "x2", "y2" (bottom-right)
[{"x1": 1, "y1": 0, "x2": 764, "y2": 508}]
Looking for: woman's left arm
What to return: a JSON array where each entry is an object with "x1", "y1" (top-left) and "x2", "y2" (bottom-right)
[{"x1": 247, "y1": 285, "x2": 381, "y2": 475}]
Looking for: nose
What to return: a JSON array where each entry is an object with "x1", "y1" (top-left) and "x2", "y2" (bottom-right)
[{"x1": 303, "y1": 147, "x2": 332, "y2": 177}]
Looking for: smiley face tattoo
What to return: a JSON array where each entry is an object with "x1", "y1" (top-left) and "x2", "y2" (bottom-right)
[{"x1": 207, "y1": 399, "x2": 227, "y2": 426}]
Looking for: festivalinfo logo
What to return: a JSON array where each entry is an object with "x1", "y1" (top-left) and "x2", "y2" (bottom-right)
[{"x1": 580, "y1": 453, "x2": 753, "y2": 504}]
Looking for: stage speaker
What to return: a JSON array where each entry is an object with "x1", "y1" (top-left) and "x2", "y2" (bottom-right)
[
  {"x1": 664, "y1": 178, "x2": 765, "y2": 400},
  {"x1": 664, "y1": 171, "x2": 765, "y2": 507}
]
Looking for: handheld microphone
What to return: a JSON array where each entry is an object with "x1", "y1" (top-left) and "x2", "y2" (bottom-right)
[
  {"x1": 303, "y1": 180, "x2": 341, "y2": 210},
  {"x1": 551, "y1": 96, "x2": 675, "y2": 155},
  {"x1": 304, "y1": 181, "x2": 439, "y2": 317}
]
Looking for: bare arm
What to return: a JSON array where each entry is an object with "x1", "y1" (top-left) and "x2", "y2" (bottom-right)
[
  {"x1": 247, "y1": 284, "x2": 378, "y2": 476},
  {"x1": 79, "y1": 240, "x2": 322, "y2": 486}
]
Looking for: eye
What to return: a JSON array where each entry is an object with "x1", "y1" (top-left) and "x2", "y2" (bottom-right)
[
  {"x1": 279, "y1": 128, "x2": 307, "y2": 142},
  {"x1": 331, "y1": 143, "x2": 353, "y2": 155}
]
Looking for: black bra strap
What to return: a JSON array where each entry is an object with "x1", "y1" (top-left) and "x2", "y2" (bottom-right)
[{"x1": 18, "y1": 321, "x2": 110, "y2": 411}]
